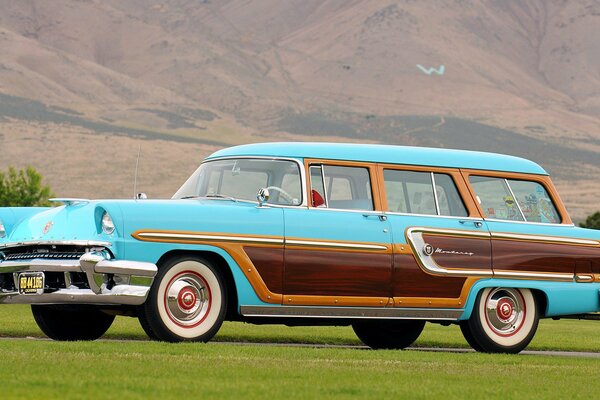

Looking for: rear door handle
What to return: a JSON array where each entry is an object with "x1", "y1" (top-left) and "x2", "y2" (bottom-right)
[
  {"x1": 363, "y1": 214, "x2": 387, "y2": 221},
  {"x1": 459, "y1": 220, "x2": 483, "y2": 228}
]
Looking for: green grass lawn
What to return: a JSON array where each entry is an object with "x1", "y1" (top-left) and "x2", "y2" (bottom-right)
[{"x1": 1, "y1": 305, "x2": 600, "y2": 399}]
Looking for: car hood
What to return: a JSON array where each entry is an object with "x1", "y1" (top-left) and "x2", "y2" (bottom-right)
[{"x1": 1, "y1": 198, "x2": 281, "y2": 249}]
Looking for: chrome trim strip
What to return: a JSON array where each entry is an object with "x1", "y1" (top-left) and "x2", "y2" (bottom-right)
[
  {"x1": 494, "y1": 270, "x2": 574, "y2": 281},
  {"x1": 504, "y1": 178, "x2": 527, "y2": 222},
  {"x1": 285, "y1": 239, "x2": 388, "y2": 251},
  {"x1": 484, "y1": 218, "x2": 573, "y2": 227},
  {"x1": 240, "y1": 305, "x2": 462, "y2": 320},
  {"x1": 0, "y1": 240, "x2": 111, "y2": 250},
  {"x1": 490, "y1": 232, "x2": 599, "y2": 246},
  {"x1": 136, "y1": 232, "x2": 284, "y2": 245},
  {"x1": 385, "y1": 212, "x2": 483, "y2": 221},
  {"x1": 320, "y1": 165, "x2": 330, "y2": 208},
  {"x1": 431, "y1": 172, "x2": 441, "y2": 216}
]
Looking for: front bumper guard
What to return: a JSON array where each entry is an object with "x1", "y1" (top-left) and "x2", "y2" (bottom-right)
[{"x1": 0, "y1": 252, "x2": 157, "y2": 306}]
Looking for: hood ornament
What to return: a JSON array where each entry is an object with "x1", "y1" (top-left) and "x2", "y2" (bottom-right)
[{"x1": 42, "y1": 221, "x2": 54, "y2": 235}]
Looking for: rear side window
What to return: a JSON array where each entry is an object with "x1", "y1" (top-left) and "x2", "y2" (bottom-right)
[
  {"x1": 469, "y1": 176, "x2": 560, "y2": 223},
  {"x1": 309, "y1": 165, "x2": 373, "y2": 211},
  {"x1": 383, "y1": 170, "x2": 467, "y2": 217}
]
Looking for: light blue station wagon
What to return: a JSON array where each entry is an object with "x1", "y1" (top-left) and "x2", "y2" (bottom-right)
[{"x1": 0, "y1": 142, "x2": 599, "y2": 353}]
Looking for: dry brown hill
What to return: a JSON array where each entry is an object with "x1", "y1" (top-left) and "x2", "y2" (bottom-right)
[{"x1": 0, "y1": 0, "x2": 599, "y2": 219}]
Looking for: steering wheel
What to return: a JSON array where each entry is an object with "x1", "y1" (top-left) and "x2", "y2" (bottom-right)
[{"x1": 266, "y1": 186, "x2": 295, "y2": 204}]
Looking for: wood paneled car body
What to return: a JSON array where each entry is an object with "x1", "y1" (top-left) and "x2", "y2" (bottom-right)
[{"x1": 1, "y1": 142, "x2": 599, "y2": 353}]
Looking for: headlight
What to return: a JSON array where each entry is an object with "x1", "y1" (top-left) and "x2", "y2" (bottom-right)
[
  {"x1": 101, "y1": 212, "x2": 115, "y2": 235},
  {"x1": 0, "y1": 220, "x2": 5, "y2": 238}
]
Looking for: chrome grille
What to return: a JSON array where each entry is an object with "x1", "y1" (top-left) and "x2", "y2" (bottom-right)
[{"x1": 2, "y1": 252, "x2": 85, "y2": 261}]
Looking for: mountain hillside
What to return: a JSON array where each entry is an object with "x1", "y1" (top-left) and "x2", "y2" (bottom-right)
[{"x1": 0, "y1": 0, "x2": 599, "y2": 219}]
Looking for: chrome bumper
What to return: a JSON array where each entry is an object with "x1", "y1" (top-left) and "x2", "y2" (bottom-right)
[{"x1": 0, "y1": 252, "x2": 157, "y2": 306}]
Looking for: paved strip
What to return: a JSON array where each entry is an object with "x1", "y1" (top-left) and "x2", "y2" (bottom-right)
[{"x1": 2, "y1": 336, "x2": 600, "y2": 358}]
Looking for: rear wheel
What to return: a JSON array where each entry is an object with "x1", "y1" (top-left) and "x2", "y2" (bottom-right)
[
  {"x1": 461, "y1": 287, "x2": 538, "y2": 353},
  {"x1": 31, "y1": 305, "x2": 115, "y2": 341},
  {"x1": 352, "y1": 320, "x2": 425, "y2": 349},
  {"x1": 138, "y1": 256, "x2": 227, "y2": 342}
]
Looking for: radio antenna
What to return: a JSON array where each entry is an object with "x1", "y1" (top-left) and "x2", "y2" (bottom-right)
[{"x1": 133, "y1": 144, "x2": 141, "y2": 199}]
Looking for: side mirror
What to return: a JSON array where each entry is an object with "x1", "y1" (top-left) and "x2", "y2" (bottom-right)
[
  {"x1": 136, "y1": 193, "x2": 148, "y2": 200},
  {"x1": 256, "y1": 188, "x2": 270, "y2": 206}
]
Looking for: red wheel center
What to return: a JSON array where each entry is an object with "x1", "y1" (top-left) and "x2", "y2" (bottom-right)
[
  {"x1": 496, "y1": 299, "x2": 513, "y2": 320},
  {"x1": 178, "y1": 287, "x2": 197, "y2": 311}
]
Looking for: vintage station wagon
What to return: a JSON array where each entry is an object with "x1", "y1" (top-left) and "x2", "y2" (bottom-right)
[{"x1": 1, "y1": 142, "x2": 599, "y2": 353}]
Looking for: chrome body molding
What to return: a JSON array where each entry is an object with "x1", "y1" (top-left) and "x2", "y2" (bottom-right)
[
  {"x1": 490, "y1": 232, "x2": 599, "y2": 246},
  {"x1": 0, "y1": 240, "x2": 112, "y2": 250},
  {"x1": 494, "y1": 270, "x2": 574, "y2": 281},
  {"x1": 406, "y1": 227, "x2": 493, "y2": 277},
  {"x1": 135, "y1": 232, "x2": 284, "y2": 245},
  {"x1": 135, "y1": 231, "x2": 387, "y2": 251},
  {"x1": 285, "y1": 239, "x2": 388, "y2": 251},
  {"x1": 0, "y1": 252, "x2": 157, "y2": 305},
  {"x1": 240, "y1": 305, "x2": 463, "y2": 320}
]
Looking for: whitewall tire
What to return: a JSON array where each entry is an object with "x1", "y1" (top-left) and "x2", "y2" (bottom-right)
[
  {"x1": 461, "y1": 287, "x2": 538, "y2": 353},
  {"x1": 139, "y1": 256, "x2": 227, "y2": 342}
]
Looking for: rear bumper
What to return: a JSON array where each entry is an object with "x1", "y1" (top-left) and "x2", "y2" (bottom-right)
[{"x1": 0, "y1": 252, "x2": 157, "y2": 306}]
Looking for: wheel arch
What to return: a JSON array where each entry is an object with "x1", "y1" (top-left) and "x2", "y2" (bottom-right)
[
  {"x1": 156, "y1": 250, "x2": 241, "y2": 321},
  {"x1": 460, "y1": 279, "x2": 552, "y2": 320}
]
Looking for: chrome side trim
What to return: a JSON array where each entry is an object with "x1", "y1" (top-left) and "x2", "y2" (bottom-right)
[
  {"x1": 490, "y1": 232, "x2": 599, "y2": 246},
  {"x1": 285, "y1": 239, "x2": 388, "y2": 251},
  {"x1": 406, "y1": 227, "x2": 492, "y2": 277},
  {"x1": 484, "y1": 218, "x2": 572, "y2": 227},
  {"x1": 494, "y1": 270, "x2": 574, "y2": 281},
  {"x1": 0, "y1": 240, "x2": 111, "y2": 250},
  {"x1": 240, "y1": 305, "x2": 462, "y2": 321},
  {"x1": 136, "y1": 232, "x2": 284, "y2": 245}
]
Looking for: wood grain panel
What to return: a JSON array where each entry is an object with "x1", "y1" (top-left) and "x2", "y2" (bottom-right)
[
  {"x1": 284, "y1": 249, "x2": 392, "y2": 296},
  {"x1": 492, "y1": 240, "x2": 575, "y2": 273},
  {"x1": 392, "y1": 254, "x2": 466, "y2": 298},
  {"x1": 244, "y1": 247, "x2": 284, "y2": 294},
  {"x1": 422, "y1": 234, "x2": 491, "y2": 270},
  {"x1": 492, "y1": 239, "x2": 600, "y2": 274}
]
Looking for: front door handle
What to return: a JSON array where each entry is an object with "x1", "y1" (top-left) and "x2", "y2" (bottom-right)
[{"x1": 459, "y1": 220, "x2": 483, "y2": 228}]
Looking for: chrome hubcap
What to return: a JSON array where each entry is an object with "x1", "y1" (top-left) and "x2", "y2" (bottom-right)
[
  {"x1": 485, "y1": 288, "x2": 525, "y2": 336},
  {"x1": 165, "y1": 272, "x2": 210, "y2": 327}
]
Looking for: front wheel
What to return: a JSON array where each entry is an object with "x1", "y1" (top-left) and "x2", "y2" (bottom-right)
[
  {"x1": 352, "y1": 320, "x2": 425, "y2": 349},
  {"x1": 138, "y1": 256, "x2": 227, "y2": 342},
  {"x1": 461, "y1": 287, "x2": 538, "y2": 353},
  {"x1": 31, "y1": 305, "x2": 115, "y2": 341}
]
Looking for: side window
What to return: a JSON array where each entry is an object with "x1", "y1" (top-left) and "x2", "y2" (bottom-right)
[
  {"x1": 469, "y1": 176, "x2": 560, "y2": 223},
  {"x1": 383, "y1": 170, "x2": 467, "y2": 217},
  {"x1": 309, "y1": 165, "x2": 374, "y2": 211},
  {"x1": 434, "y1": 173, "x2": 468, "y2": 217},
  {"x1": 469, "y1": 176, "x2": 524, "y2": 221},
  {"x1": 507, "y1": 179, "x2": 561, "y2": 223}
]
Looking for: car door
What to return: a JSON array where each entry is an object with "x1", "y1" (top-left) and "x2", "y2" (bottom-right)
[
  {"x1": 379, "y1": 166, "x2": 492, "y2": 308},
  {"x1": 283, "y1": 161, "x2": 393, "y2": 306}
]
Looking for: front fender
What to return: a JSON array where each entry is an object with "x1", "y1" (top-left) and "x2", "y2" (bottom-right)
[{"x1": 0, "y1": 207, "x2": 51, "y2": 240}]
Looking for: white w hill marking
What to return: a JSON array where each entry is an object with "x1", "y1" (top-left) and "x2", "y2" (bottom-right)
[{"x1": 416, "y1": 64, "x2": 445, "y2": 75}]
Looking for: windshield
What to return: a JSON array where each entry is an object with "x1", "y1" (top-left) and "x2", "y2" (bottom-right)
[{"x1": 173, "y1": 158, "x2": 303, "y2": 206}]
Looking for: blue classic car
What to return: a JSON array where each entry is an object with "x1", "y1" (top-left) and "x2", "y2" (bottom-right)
[{"x1": 1, "y1": 142, "x2": 599, "y2": 353}]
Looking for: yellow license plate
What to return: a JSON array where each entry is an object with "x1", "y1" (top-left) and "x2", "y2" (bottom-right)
[{"x1": 18, "y1": 272, "x2": 45, "y2": 295}]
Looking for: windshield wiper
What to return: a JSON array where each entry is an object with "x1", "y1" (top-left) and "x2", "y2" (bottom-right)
[{"x1": 204, "y1": 193, "x2": 238, "y2": 202}]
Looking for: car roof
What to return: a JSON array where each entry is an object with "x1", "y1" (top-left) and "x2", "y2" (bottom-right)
[{"x1": 207, "y1": 142, "x2": 548, "y2": 175}]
